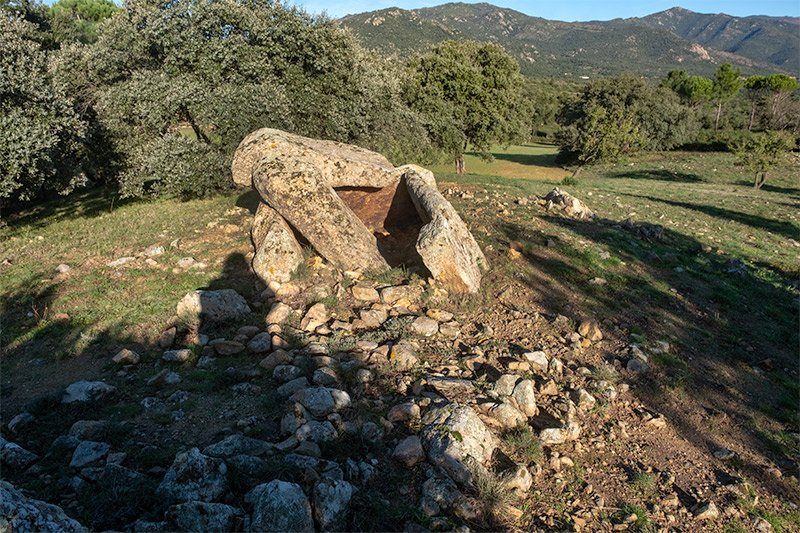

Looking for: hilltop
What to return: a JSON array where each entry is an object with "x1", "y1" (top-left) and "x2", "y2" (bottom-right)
[{"x1": 339, "y1": 3, "x2": 799, "y2": 79}]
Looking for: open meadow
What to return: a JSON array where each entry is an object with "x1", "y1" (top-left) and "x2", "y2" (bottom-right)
[{"x1": 1, "y1": 144, "x2": 798, "y2": 532}]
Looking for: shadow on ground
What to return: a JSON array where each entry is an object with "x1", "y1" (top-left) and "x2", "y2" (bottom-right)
[{"x1": 486, "y1": 210, "x2": 799, "y2": 507}]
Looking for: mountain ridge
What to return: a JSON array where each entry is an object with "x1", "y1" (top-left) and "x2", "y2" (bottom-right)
[{"x1": 340, "y1": 3, "x2": 798, "y2": 79}]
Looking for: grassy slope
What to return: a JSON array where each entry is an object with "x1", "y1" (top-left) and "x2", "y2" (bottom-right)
[{"x1": 1, "y1": 144, "x2": 798, "y2": 529}]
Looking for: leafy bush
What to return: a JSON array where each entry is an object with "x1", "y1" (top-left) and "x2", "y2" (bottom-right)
[{"x1": 0, "y1": 16, "x2": 88, "y2": 202}]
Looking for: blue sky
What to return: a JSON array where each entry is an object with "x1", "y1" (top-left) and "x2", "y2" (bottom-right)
[{"x1": 294, "y1": 1, "x2": 800, "y2": 21}]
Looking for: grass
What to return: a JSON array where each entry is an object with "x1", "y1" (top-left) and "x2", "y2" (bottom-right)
[{"x1": 502, "y1": 424, "x2": 544, "y2": 464}]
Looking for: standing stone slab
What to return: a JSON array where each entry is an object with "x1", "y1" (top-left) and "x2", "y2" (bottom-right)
[
  {"x1": 251, "y1": 202, "x2": 304, "y2": 284},
  {"x1": 403, "y1": 168, "x2": 487, "y2": 293},
  {"x1": 252, "y1": 154, "x2": 389, "y2": 272}
]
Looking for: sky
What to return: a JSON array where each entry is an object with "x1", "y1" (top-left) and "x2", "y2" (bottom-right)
[{"x1": 294, "y1": 0, "x2": 800, "y2": 21}]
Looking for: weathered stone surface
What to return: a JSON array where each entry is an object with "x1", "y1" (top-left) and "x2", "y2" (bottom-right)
[
  {"x1": 163, "y1": 349, "x2": 192, "y2": 362},
  {"x1": 246, "y1": 480, "x2": 314, "y2": 533},
  {"x1": 421, "y1": 404, "x2": 497, "y2": 485},
  {"x1": 0, "y1": 438, "x2": 38, "y2": 469},
  {"x1": 251, "y1": 202, "x2": 304, "y2": 284},
  {"x1": 487, "y1": 402, "x2": 527, "y2": 429},
  {"x1": 177, "y1": 289, "x2": 251, "y2": 322},
  {"x1": 301, "y1": 303, "x2": 329, "y2": 332},
  {"x1": 232, "y1": 128, "x2": 398, "y2": 190},
  {"x1": 157, "y1": 448, "x2": 228, "y2": 503},
  {"x1": 69, "y1": 441, "x2": 111, "y2": 468},
  {"x1": 294, "y1": 387, "x2": 351, "y2": 419},
  {"x1": 247, "y1": 332, "x2": 272, "y2": 353},
  {"x1": 252, "y1": 154, "x2": 389, "y2": 272},
  {"x1": 202, "y1": 435, "x2": 273, "y2": 459},
  {"x1": 578, "y1": 320, "x2": 603, "y2": 341},
  {"x1": 166, "y1": 501, "x2": 240, "y2": 533},
  {"x1": 112, "y1": 348, "x2": 140, "y2": 365},
  {"x1": 411, "y1": 316, "x2": 439, "y2": 336},
  {"x1": 266, "y1": 302, "x2": 292, "y2": 325},
  {"x1": 232, "y1": 128, "x2": 486, "y2": 293},
  {"x1": 61, "y1": 381, "x2": 115, "y2": 403},
  {"x1": 512, "y1": 379, "x2": 537, "y2": 417},
  {"x1": 393, "y1": 436, "x2": 425, "y2": 467},
  {"x1": 0, "y1": 480, "x2": 87, "y2": 532},
  {"x1": 544, "y1": 187, "x2": 595, "y2": 220},
  {"x1": 404, "y1": 168, "x2": 487, "y2": 293},
  {"x1": 313, "y1": 478, "x2": 353, "y2": 531}
]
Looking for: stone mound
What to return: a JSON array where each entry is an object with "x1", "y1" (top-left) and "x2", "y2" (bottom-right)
[{"x1": 232, "y1": 128, "x2": 487, "y2": 293}]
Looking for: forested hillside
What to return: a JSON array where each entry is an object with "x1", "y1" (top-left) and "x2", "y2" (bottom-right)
[{"x1": 340, "y1": 2, "x2": 798, "y2": 79}]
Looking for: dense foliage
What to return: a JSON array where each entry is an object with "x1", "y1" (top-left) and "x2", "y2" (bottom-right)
[
  {"x1": 404, "y1": 40, "x2": 526, "y2": 173},
  {"x1": 555, "y1": 75, "x2": 697, "y2": 171},
  {"x1": 1, "y1": 0, "x2": 798, "y2": 204},
  {"x1": 0, "y1": 16, "x2": 88, "y2": 200}
]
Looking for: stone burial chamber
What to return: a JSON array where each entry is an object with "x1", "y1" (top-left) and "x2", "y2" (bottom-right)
[{"x1": 231, "y1": 128, "x2": 487, "y2": 293}]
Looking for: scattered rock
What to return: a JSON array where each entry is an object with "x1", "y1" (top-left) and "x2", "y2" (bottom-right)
[
  {"x1": 212, "y1": 340, "x2": 245, "y2": 356},
  {"x1": 411, "y1": 316, "x2": 439, "y2": 336},
  {"x1": 0, "y1": 480, "x2": 87, "y2": 532},
  {"x1": 626, "y1": 358, "x2": 651, "y2": 374},
  {"x1": 294, "y1": 387, "x2": 352, "y2": 418},
  {"x1": 177, "y1": 289, "x2": 251, "y2": 322},
  {"x1": 157, "y1": 448, "x2": 229, "y2": 503},
  {"x1": 69, "y1": 441, "x2": 111, "y2": 468},
  {"x1": 421, "y1": 404, "x2": 497, "y2": 485},
  {"x1": 577, "y1": 320, "x2": 602, "y2": 342},
  {"x1": 246, "y1": 480, "x2": 314, "y2": 533},
  {"x1": 393, "y1": 436, "x2": 426, "y2": 467},
  {"x1": 112, "y1": 348, "x2": 140, "y2": 365},
  {"x1": 693, "y1": 501, "x2": 719, "y2": 520},
  {"x1": 247, "y1": 332, "x2": 272, "y2": 353},
  {"x1": 203, "y1": 435, "x2": 273, "y2": 459},
  {"x1": 61, "y1": 381, "x2": 115, "y2": 403},
  {"x1": 158, "y1": 327, "x2": 177, "y2": 349},
  {"x1": 163, "y1": 349, "x2": 193, "y2": 363},
  {"x1": 544, "y1": 188, "x2": 594, "y2": 220},
  {"x1": 0, "y1": 438, "x2": 39, "y2": 469},
  {"x1": 8, "y1": 413, "x2": 35, "y2": 433},
  {"x1": 166, "y1": 501, "x2": 240, "y2": 533},
  {"x1": 313, "y1": 478, "x2": 354, "y2": 531}
]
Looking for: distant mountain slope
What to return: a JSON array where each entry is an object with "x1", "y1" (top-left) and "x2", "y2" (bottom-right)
[
  {"x1": 340, "y1": 3, "x2": 797, "y2": 79},
  {"x1": 601, "y1": 7, "x2": 800, "y2": 71}
]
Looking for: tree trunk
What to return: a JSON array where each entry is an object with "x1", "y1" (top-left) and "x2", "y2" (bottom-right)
[
  {"x1": 714, "y1": 102, "x2": 722, "y2": 130},
  {"x1": 182, "y1": 105, "x2": 210, "y2": 144},
  {"x1": 748, "y1": 103, "x2": 756, "y2": 132},
  {"x1": 754, "y1": 172, "x2": 766, "y2": 189},
  {"x1": 572, "y1": 165, "x2": 584, "y2": 177},
  {"x1": 455, "y1": 154, "x2": 466, "y2": 174}
]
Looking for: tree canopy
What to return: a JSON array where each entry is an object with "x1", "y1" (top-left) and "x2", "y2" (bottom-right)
[
  {"x1": 403, "y1": 40, "x2": 526, "y2": 173},
  {"x1": 0, "y1": 16, "x2": 88, "y2": 200},
  {"x1": 556, "y1": 74, "x2": 696, "y2": 173}
]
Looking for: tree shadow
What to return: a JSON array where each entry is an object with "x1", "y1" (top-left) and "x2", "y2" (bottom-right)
[
  {"x1": 489, "y1": 211, "x2": 798, "y2": 504},
  {"x1": 2, "y1": 185, "x2": 137, "y2": 231},
  {"x1": 626, "y1": 193, "x2": 800, "y2": 242},
  {"x1": 733, "y1": 180, "x2": 800, "y2": 198},
  {"x1": 479, "y1": 150, "x2": 560, "y2": 168},
  {"x1": 607, "y1": 169, "x2": 704, "y2": 182}
]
